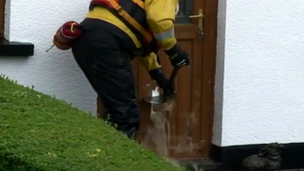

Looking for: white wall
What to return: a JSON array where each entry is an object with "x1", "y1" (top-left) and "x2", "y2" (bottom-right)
[
  {"x1": 214, "y1": 0, "x2": 304, "y2": 146},
  {"x1": 0, "y1": 0, "x2": 97, "y2": 114}
]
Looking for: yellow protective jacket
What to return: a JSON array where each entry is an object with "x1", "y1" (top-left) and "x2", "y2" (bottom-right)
[{"x1": 86, "y1": 0, "x2": 178, "y2": 72}]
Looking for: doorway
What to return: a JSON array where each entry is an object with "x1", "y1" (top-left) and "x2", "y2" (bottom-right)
[{"x1": 97, "y1": 0, "x2": 218, "y2": 159}]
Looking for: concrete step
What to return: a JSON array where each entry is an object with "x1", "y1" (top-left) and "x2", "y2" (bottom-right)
[{"x1": 178, "y1": 158, "x2": 223, "y2": 171}]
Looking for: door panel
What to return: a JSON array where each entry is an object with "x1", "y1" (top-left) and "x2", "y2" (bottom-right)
[
  {"x1": 134, "y1": 0, "x2": 217, "y2": 159},
  {"x1": 98, "y1": 0, "x2": 217, "y2": 159}
]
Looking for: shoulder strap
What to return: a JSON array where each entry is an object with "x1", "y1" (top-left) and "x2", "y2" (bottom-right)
[{"x1": 90, "y1": 0, "x2": 152, "y2": 43}]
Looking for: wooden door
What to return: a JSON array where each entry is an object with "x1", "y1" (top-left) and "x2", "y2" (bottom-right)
[{"x1": 97, "y1": 0, "x2": 217, "y2": 159}]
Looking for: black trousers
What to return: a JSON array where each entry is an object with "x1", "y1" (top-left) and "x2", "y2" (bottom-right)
[{"x1": 71, "y1": 18, "x2": 140, "y2": 139}]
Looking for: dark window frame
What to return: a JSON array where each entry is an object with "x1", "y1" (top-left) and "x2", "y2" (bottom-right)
[
  {"x1": 0, "y1": 0, "x2": 34, "y2": 57},
  {"x1": 175, "y1": 0, "x2": 194, "y2": 23},
  {"x1": 0, "y1": 0, "x2": 5, "y2": 38}
]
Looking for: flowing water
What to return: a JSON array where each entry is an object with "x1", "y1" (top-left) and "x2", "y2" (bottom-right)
[{"x1": 139, "y1": 87, "x2": 206, "y2": 171}]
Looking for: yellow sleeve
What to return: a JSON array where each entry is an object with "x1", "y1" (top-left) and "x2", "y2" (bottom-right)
[
  {"x1": 137, "y1": 52, "x2": 161, "y2": 71},
  {"x1": 145, "y1": 0, "x2": 178, "y2": 50}
]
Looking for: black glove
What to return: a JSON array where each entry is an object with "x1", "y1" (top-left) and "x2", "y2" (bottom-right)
[
  {"x1": 149, "y1": 68, "x2": 175, "y2": 95},
  {"x1": 164, "y1": 43, "x2": 190, "y2": 68},
  {"x1": 163, "y1": 81, "x2": 175, "y2": 96}
]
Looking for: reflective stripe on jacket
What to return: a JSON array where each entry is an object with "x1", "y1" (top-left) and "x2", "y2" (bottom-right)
[{"x1": 86, "y1": 0, "x2": 178, "y2": 71}]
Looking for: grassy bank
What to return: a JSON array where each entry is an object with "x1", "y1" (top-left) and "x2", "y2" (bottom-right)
[{"x1": 0, "y1": 75, "x2": 187, "y2": 171}]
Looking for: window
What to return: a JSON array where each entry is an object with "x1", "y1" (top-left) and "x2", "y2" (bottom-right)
[
  {"x1": 175, "y1": 0, "x2": 194, "y2": 23},
  {"x1": 0, "y1": 0, "x2": 34, "y2": 56},
  {"x1": 0, "y1": 0, "x2": 4, "y2": 38}
]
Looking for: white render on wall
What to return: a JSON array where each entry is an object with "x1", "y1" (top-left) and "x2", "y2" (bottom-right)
[
  {"x1": 1, "y1": 0, "x2": 304, "y2": 147},
  {"x1": 0, "y1": 0, "x2": 97, "y2": 114},
  {"x1": 214, "y1": 0, "x2": 304, "y2": 146}
]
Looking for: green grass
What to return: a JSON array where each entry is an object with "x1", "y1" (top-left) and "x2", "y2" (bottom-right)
[{"x1": 0, "y1": 75, "x2": 187, "y2": 171}]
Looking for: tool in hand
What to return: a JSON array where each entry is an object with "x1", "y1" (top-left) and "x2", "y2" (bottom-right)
[{"x1": 144, "y1": 66, "x2": 179, "y2": 105}]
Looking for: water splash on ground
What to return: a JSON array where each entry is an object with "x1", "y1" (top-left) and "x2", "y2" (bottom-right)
[{"x1": 140, "y1": 87, "x2": 205, "y2": 171}]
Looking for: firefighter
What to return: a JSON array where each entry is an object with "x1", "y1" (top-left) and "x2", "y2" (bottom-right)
[{"x1": 53, "y1": 0, "x2": 190, "y2": 139}]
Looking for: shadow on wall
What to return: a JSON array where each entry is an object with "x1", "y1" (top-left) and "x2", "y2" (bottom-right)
[
  {"x1": 0, "y1": 57, "x2": 32, "y2": 75},
  {"x1": 212, "y1": 0, "x2": 227, "y2": 146}
]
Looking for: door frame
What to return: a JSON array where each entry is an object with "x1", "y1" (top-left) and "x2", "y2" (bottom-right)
[
  {"x1": 196, "y1": 0, "x2": 218, "y2": 156},
  {"x1": 0, "y1": 0, "x2": 5, "y2": 38}
]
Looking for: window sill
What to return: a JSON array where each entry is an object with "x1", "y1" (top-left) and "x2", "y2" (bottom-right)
[{"x1": 0, "y1": 38, "x2": 34, "y2": 57}]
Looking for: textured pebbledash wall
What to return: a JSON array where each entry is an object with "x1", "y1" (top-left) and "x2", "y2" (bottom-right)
[
  {"x1": 1, "y1": 0, "x2": 304, "y2": 147},
  {"x1": 0, "y1": 0, "x2": 97, "y2": 114},
  {"x1": 214, "y1": 0, "x2": 304, "y2": 146}
]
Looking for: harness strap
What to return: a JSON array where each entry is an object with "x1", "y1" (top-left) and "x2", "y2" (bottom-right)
[{"x1": 90, "y1": 0, "x2": 152, "y2": 43}]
